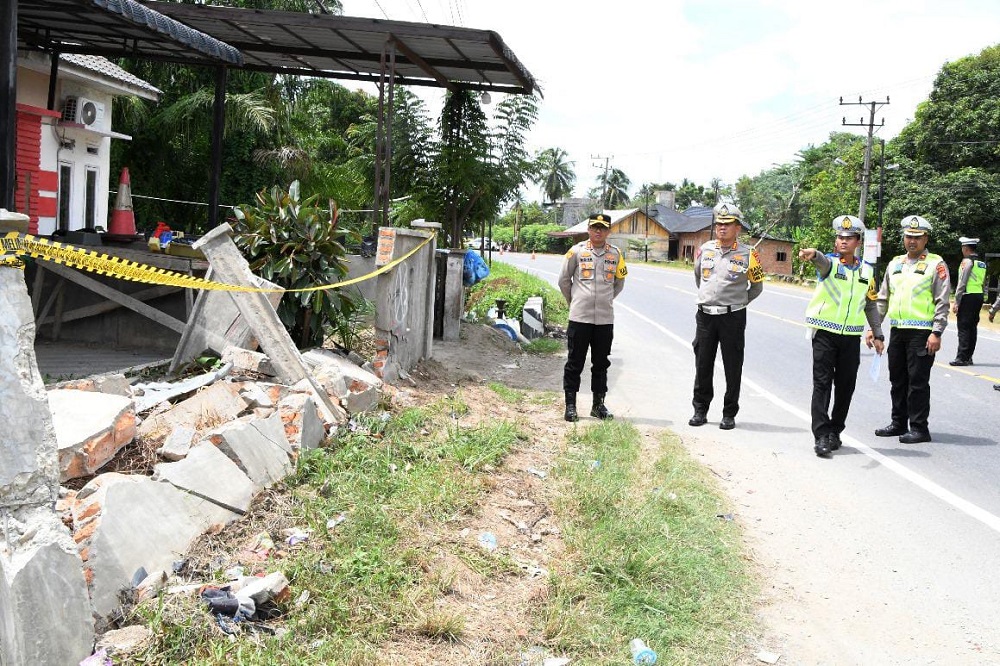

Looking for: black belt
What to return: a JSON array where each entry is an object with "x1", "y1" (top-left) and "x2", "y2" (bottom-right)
[{"x1": 698, "y1": 303, "x2": 746, "y2": 315}]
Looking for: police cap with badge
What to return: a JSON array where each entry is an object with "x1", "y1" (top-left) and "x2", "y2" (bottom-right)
[
  {"x1": 901, "y1": 215, "x2": 932, "y2": 236},
  {"x1": 713, "y1": 202, "x2": 744, "y2": 225},
  {"x1": 588, "y1": 213, "x2": 612, "y2": 228},
  {"x1": 832, "y1": 214, "x2": 865, "y2": 237},
  {"x1": 959, "y1": 236, "x2": 980, "y2": 247}
]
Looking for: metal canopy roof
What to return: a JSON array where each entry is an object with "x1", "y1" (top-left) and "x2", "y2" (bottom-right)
[
  {"x1": 143, "y1": 1, "x2": 536, "y2": 95},
  {"x1": 17, "y1": 0, "x2": 244, "y2": 66}
]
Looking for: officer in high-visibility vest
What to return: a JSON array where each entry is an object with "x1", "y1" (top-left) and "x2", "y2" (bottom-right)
[
  {"x1": 799, "y1": 215, "x2": 885, "y2": 458},
  {"x1": 867, "y1": 215, "x2": 950, "y2": 444},
  {"x1": 949, "y1": 236, "x2": 987, "y2": 366}
]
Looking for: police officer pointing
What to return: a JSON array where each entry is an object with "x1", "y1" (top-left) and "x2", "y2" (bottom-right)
[
  {"x1": 559, "y1": 213, "x2": 628, "y2": 422},
  {"x1": 949, "y1": 236, "x2": 987, "y2": 366},
  {"x1": 689, "y1": 203, "x2": 765, "y2": 430},
  {"x1": 799, "y1": 215, "x2": 884, "y2": 458},
  {"x1": 868, "y1": 215, "x2": 950, "y2": 444}
]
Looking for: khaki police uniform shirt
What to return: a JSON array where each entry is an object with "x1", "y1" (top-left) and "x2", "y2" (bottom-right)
[
  {"x1": 875, "y1": 252, "x2": 951, "y2": 334},
  {"x1": 693, "y1": 239, "x2": 764, "y2": 306},
  {"x1": 559, "y1": 240, "x2": 626, "y2": 325}
]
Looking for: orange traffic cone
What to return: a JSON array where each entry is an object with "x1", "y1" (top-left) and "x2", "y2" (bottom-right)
[{"x1": 107, "y1": 167, "x2": 137, "y2": 238}]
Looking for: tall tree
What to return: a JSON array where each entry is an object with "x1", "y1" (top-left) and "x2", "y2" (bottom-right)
[
  {"x1": 533, "y1": 147, "x2": 575, "y2": 204},
  {"x1": 418, "y1": 90, "x2": 539, "y2": 245},
  {"x1": 603, "y1": 167, "x2": 631, "y2": 208}
]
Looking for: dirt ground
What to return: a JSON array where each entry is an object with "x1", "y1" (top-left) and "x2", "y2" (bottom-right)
[{"x1": 382, "y1": 323, "x2": 783, "y2": 665}]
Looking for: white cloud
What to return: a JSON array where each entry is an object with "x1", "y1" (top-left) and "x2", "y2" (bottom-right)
[{"x1": 341, "y1": 0, "x2": 1000, "y2": 198}]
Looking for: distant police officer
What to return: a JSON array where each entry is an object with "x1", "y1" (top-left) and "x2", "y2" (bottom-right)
[
  {"x1": 949, "y1": 236, "x2": 987, "y2": 366},
  {"x1": 868, "y1": 215, "x2": 950, "y2": 444},
  {"x1": 689, "y1": 203, "x2": 765, "y2": 430},
  {"x1": 799, "y1": 215, "x2": 885, "y2": 458},
  {"x1": 559, "y1": 213, "x2": 628, "y2": 422}
]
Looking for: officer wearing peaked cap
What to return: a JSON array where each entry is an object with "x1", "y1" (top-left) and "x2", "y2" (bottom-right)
[
  {"x1": 799, "y1": 215, "x2": 884, "y2": 458},
  {"x1": 868, "y1": 215, "x2": 950, "y2": 444},
  {"x1": 949, "y1": 236, "x2": 987, "y2": 366},
  {"x1": 688, "y1": 202, "x2": 765, "y2": 430},
  {"x1": 559, "y1": 212, "x2": 627, "y2": 422}
]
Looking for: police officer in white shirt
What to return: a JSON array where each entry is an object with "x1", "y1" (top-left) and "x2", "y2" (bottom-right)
[{"x1": 688, "y1": 203, "x2": 765, "y2": 430}]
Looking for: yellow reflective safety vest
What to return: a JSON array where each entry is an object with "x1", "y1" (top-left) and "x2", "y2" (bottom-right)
[
  {"x1": 805, "y1": 255, "x2": 876, "y2": 335},
  {"x1": 968, "y1": 259, "x2": 987, "y2": 295},
  {"x1": 887, "y1": 252, "x2": 944, "y2": 329}
]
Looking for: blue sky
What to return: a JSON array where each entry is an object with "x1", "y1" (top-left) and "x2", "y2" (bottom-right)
[{"x1": 342, "y1": 0, "x2": 1000, "y2": 200}]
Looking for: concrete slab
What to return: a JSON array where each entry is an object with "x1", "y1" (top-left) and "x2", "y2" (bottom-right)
[
  {"x1": 211, "y1": 414, "x2": 293, "y2": 491},
  {"x1": 137, "y1": 381, "x2": 247, "y2": 449},
  {"x1": 76, "y1": 474, "x2": 239, "y2": 618},
  {"x1": 302, "y1": 348, "x2": 383, "y2": 414},
  {"x1": 276, "y1": 393, "x2": 326, "y2": 452},
  {"x1": 153, "y1": 441, "x2": 254, "y2": 514},
  {"x1": 48, "y1": 389, "x2": 136, "y2": 481},
  {"x1": 0, "y1": 511, "x2": 94, "y2": 666}
]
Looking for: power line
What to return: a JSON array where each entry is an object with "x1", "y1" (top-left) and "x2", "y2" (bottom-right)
[{"x1": 372, "y1": 0, "x2": 390, "y2": 19}]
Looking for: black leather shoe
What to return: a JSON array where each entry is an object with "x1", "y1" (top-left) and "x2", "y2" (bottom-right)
[
  {"x1": 899, "y1": 430, "x2": 932, "y2": 444},
  {"x1": 995, "y1": 385, "x2": 1000, "y2": 392},
  {"x1": 719, "y1": 416, "x2": 736, "y2": 430},
  {"x1": 688, "y1": 412, "x2": 707, "y2": 427},
  {"x1": 828, "y1": 433, "x2": 842, "y2": 451},
  {"x1": 949, "y1": 359, "x2": 972, "y2": 366},
  {"x1": 875, "y1": 423, "x2": 907, "y2": 437},
  {"x1": 814, "y1": 434, "x2": 833, "y2": 458}
]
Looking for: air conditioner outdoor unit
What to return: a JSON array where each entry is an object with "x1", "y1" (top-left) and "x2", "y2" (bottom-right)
[{"x1": 61, "y1": 96, "x2": 105, "y2": 127}]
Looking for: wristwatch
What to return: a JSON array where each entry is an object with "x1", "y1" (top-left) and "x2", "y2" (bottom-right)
[
  {"x1": 931, "y1": 331, "x2": 942, "y2": 338},
  {"x1": 874, "y1": 335, "x2": 885, "y2": 341}
]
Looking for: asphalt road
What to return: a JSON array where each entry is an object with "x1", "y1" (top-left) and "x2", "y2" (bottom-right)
[{"x1": 497, "y1": 250, "x2": 1000, "y2": 663}]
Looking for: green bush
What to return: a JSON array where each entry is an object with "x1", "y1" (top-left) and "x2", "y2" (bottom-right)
[
  {"x1": 466, "y1": 260, "x2": 568, "y2": 327},
  {"x1": 232, "y1": 181, "x2": 360, "y2": 348}
]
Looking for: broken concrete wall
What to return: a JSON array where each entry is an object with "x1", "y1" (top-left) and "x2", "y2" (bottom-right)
[
  {"x1": 373, "y1": 226, "x2": 438, "y2": 382},
  {"x1": 0, "y1": 267, "x2": 94, "y2": 666}
]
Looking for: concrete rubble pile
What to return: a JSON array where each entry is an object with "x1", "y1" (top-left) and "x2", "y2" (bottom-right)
[{"x1": 3, "y1": 335, "x2": 382, "y2": 665}]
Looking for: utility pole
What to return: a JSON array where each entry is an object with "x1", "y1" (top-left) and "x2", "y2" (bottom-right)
[
  {"x1": 592, "y1": 154, "x2": 611, "y2": 210},
  {"x1": 840, "y1": 96, "x2": 889, "y2": 223}
]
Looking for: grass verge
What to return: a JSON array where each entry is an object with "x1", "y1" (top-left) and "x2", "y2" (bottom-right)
[
  {"x1": 466, "y1": 260, "x2": 568, "y2": 327},
  {"x1": 543, "y1": 420, "x2": 757, "y2": 664}
]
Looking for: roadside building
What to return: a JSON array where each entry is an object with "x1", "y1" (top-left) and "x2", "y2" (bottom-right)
[{"x1": 14, "y1": 53, "x2": 160, "y2": 236}]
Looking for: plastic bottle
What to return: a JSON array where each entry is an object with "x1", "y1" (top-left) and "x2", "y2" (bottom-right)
[{"x1": 630, "y1": 638, "x2": 657, "y2": 665}]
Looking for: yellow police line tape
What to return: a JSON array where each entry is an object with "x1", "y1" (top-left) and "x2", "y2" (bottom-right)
[{"x1": 0, "y1": 232, "x2": 435, "y2": 292}]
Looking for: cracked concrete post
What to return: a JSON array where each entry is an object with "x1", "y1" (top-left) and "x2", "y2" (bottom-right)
[
  {"x1": 192, "y1": 224, "x2": 344, "y2": 423},
  {"x1": 1, "y1": 210, "x2": 94, "y2": 666}
]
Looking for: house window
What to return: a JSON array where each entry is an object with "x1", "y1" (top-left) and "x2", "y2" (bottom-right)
[
  {"x1": 57, "y1": 163, "x2": 72, "y2": 232},
  {"x1": 85, "y1": 167, "x2": 99, "y2": 230},
  {"x1": 776, "y1": 250, "x2": 788, "y2": 262}
]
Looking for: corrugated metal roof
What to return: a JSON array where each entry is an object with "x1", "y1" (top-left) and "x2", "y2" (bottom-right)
[
  {"x1": 60, "y1": 54, "x2": 162, "y2": 97},
  {"x1": 18, "y1": 0, "x2": 243, "y2": 66},
  {"x1": 144, "y1": 1, "x2": 536, "y2": 94}
]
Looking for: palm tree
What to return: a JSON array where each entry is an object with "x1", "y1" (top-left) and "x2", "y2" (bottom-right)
[
  {"x1": 533, "y1": 147, "x2": 575, "y2": 204},
  {"x1": 604, "y1": 167, "x2": 631, "y2": 208}
]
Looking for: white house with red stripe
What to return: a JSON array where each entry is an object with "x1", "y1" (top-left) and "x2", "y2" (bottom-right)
[{"x1": 14, "y1": 52, "x2": 159, "y2": 236}]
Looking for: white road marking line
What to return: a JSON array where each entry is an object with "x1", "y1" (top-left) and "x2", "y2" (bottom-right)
[{"x1": 618, "y1": 301, "x2": 1000, "y2": 536}]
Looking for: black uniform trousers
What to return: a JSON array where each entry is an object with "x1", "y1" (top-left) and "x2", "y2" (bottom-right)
[
  {"x1": 955, "y1": 293, "x2": 984, "y2": 362},
  {"x1": 563, "y1": 321, "x2": 614, "y2": 394},
  {"x1": 810, "y1": 329, "x2": 861, "y2": 440},
  {"x1": 886, "y1": 327, "x2": 935, "y2": 433},
  {"x1": 692, "y1": 308, "x2": 747, "y2": 418}
]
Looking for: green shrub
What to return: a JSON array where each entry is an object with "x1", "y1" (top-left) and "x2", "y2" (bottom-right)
[
  {"x1": 232, "y1": 181, "x2": 360, "y2": 348},
  {"x1": 466, "y1": 260, "x2": 568, "y2": 327}
]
